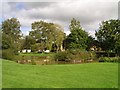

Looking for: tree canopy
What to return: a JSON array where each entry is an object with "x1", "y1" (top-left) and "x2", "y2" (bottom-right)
[
  {"x1": 64, "y1": 18, "x2": 89, "y2": 50},
  {"x1": 29, "y1": 20, "x2": 65, "y2": 52},
  {"x1": 2, "y1": 18, "x2": 22, "y2": 51},
  {"x1": 1, "y1": 18, "x2": 120, "y2": 56},
  {"x1": 95, "y1": 19, "x2": 120, "y2": 54}
]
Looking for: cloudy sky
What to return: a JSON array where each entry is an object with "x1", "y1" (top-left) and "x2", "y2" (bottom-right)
[{"x1": 1, "y1": 0, "x2": 119, "y2": 37}]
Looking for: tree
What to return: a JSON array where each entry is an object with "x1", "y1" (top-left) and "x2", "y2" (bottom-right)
[
  {"x1": 95, "y1": 19, "x2": 120, "y2": 54},
  {"x1": 51, "y1": 24, "x2": 65, "y2": 52},
  {"x1": 2, "y1": 33, "x2": 11, "y2": 49},
  {"x1": 64, "y1": 18, "x2": 89, "y2": 50},
  {"x1": 21, "y1": 36, "x2": 35, "y2": 51},
  {"x1": 30, "y1": 20, "x2": 65, "y2": 52},
  {"x1": 2, "y1": 18, "x2": 21, "y2": 42},
  {"x1": 86, "y1": 36, "x2": 95, "y2": 51},
  {"x1": 115, "y1": 36, "x2": 120, "y2": 55},
  {"x1": 2, "y1": 18, "x2": 22, "y2": 54}
]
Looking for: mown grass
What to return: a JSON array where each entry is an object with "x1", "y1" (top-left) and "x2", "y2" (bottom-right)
[
  {"x1": 0, "y1": 59, "x2": 2, "y2": 89},
  {"x1": 2, "y1": 60, "x2": 118, "y2": 88}
]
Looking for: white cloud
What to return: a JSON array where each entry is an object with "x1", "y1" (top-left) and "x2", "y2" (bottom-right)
[
  {"x1": 65, "y1": 31, "x2": 71, "y2": 36},
  {"x1": 1, "y1": 0, "x2": 119, "y2": 37}
]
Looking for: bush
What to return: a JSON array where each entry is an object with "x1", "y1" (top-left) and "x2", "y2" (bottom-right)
[
  {"x1": 98, "y1": 57, "x2": 120, "y2": 62},
  {"x1": 2, "y1": 49, "x2": 15, "y2": 60},
  {"x1": 0, "y1": 50, "x2": 2, "y2": 58},
  {"x1": 54, "y1": 50, "x2": 96, "y2": 62},
  {"x1": 54, "y1": 51, "x2": 72, "y2": 61}
]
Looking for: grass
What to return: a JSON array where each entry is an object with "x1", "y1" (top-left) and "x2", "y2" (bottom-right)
[
  {"x1": 19, "y1": 53, "x2": 54, "y2": 57},
  {"x1": 2, "y1": 60, "x2": 118, "y2": 88},
  {"x1": 0, "y1": 59, "x2": 2, "y2": 89}
]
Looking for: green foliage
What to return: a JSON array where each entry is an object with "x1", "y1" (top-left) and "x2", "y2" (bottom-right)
[
  {"x1": 64, "y1": 18, "x2": 89, "y2": 50},
  {"x1": 2, "y1": 33, "x2": 11, "y2": 49},
  {"x1": 86, "y1": 36, "x2": 96, "y2": 50},
  {"x1": 54, "y1": 50, "x2": 96, "y2": 62},
  {"x1": 19, "y1": 53, "x2": 54, "y2": 57},
  {"x1": 54, "y1": 51, "x2": 72, "y2": 61},
  {"x1": 2, "y1": 18, "x2": 21, "y2": 38},
  {"x1": 2, "y1": 18, "x2": 22, "y2": 49},
  {"x1": 31, "y1": 43, "x2": 44, "y2": 52},
  {"x1": 30, "y1": 21, "x2": 65, "y2": 52},
  {"x1": 2, "y1": 49, "x2": 15, "y2": 60},
  {"x1": 21, "y1": 36, "x2": 35, "y2": 50},
  {"x1": 115, "y1": 35, "x2": 120, "y2": 56},
  {"x1": 98, "y1": 57, "x2": 120, "y2": 62},
  {"x1": 2, "y1": 18, "x2": 22, "y2": 60},
  {"x1": 0, "y1": 50, "x2": 2, "y2": 58},
  {"x1": 95, "y1": 19, "x2": 120, "y2": 52}
]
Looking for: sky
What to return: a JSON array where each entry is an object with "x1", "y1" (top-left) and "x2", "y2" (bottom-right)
[{"x1": 1, "y1": 0, "x2": 119, "y2": 37}]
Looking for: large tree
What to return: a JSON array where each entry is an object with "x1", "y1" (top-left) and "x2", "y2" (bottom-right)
[
  {"x1": 2, "y1": 18, "x2": 22, "y2": 52},
  {"x1": 64, "y1": 18, "x2": 89, "y2": 50},
  {"x1": 30, "y1": 20, "x2": 65, "y2": 52},
  {"x1": 95, "y1": 19, "x2": 120, "y2": 54}
]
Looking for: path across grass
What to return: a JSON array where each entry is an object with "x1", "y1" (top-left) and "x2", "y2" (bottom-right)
[{"x1": 2, "y1": 60, "x2": 118, "y2": 88}]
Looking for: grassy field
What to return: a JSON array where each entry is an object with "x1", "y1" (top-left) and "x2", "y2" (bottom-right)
[
  {"x1": 2, "y1": 60, "x2": 118, "y2": 88},
  {"x1": 0, "y1": 59, "x2": 2, "y2": 89}
]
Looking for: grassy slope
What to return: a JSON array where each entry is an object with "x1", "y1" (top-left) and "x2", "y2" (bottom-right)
[
  {"x1": 0, "y1": 59, "x2": 2, "y2": 89},
  {"x1": 2, "y1": 60, "x2": 118, "y2": 88}
]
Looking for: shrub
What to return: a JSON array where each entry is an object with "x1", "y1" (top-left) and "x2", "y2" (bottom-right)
[
  {"x1": 98, "y1": 57, "x2": 120, "y2": 62},
  {"x1": 2, "y1": 49, "x2": 15, "y2": 60},
  {"x1": 54, "y1": 51, "x2": 72, "y2": 61},
  {"x1": 0, "y1": 50, "x2": 2, "y2": 58},
  {"x1": 54, "y1": 50, "x2": 96, "y2": 62}
]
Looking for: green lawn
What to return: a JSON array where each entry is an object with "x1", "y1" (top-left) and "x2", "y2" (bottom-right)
[
  {"x1": 0, "y1": 59, "x2": 2, "y2": 89},
  {"x1": 2, "y1": 60, "x2": 118, "y2": 88}
]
